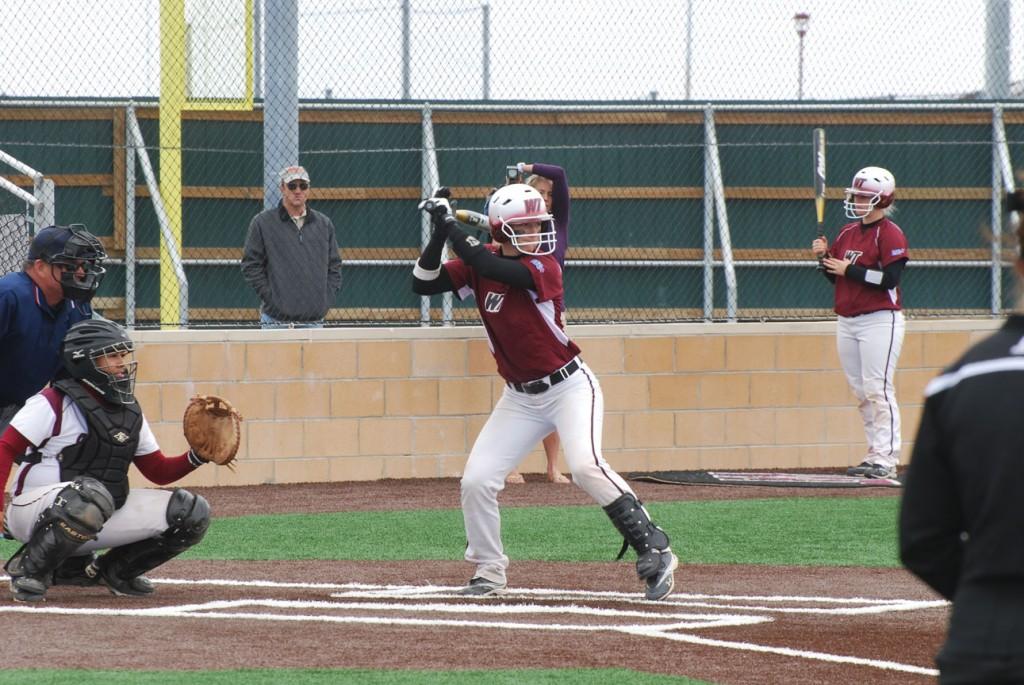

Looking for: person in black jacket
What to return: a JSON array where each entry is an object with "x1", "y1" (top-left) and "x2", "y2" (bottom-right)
[
  {"x1": 240, "y1": 165, "x2": 342, "y2": 327},
  {"x1": 899, "y1": 187, "x2": 1024, "y2": 683}
]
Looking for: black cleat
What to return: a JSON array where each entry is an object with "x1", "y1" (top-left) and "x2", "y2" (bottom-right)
[
  {"x1": 90, "y1": 561, "x2": 155, "y2": 597},
  {"x1": 10, "y1": 575, "x2": 48, "y2": 603}
]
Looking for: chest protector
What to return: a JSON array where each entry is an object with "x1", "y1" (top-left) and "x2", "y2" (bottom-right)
[{"x1": 52, "y1": 379, "x2": 143, "y2": 509}]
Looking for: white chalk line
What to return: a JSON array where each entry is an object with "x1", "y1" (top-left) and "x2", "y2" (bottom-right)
[
  {"x1": 621, "y1": 627, "x2": 940, "y2": 677},
  {"x1": 0, "y1": 576, "x2": 941, "y2": 678}
]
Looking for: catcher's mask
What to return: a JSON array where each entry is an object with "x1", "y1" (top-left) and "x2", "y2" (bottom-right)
[
  {"x1": 486, "y1": 183, "x2": 556, "y2": 256},
  {"x1": 29, "y1": 224, "x2": 107, "y2": 302},
  {"x1": 62, "y1": 319, "x2": 138, "y2": 405}
]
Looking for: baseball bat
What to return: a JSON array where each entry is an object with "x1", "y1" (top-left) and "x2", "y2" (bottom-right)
[
  {"x1": 813, "y1": 128, "x2": 826, "y2": 270},
  {"x1": 455, "y1": 209, "x2": 489, "y2": 227}
]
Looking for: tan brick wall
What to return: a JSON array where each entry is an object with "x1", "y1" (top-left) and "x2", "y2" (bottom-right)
[{"x1": 122, "y1": 319, "x2": 1001, "y2": 488}]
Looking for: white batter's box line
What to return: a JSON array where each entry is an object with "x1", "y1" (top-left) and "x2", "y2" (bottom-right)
[
  {"x1": 636, "y1": 598, "x2": 949, "y2": 616},
  {"x1": 0, "y1": 584, "x2": 940, "y2": 678},
  {"x1": 129, "y1": 577, "x2": 952, "y2": 615},
  {"x1": 320, "y1": 584, "x2": 948, "y2": 616},
  {"x1": 0, "y1": 598, "x2": 763, "y2": 633},
  {"x1": 188, "y1": 597, "x2": 771, "y2": 630},
  {"x1": 325, "y1": 590, "x2": 942, "y2": 616},
  {"x1": 620, "y1": 625, "x2": 940, "y2": 678}
]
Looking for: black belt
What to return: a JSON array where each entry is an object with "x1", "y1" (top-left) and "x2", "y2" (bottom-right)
[{"x1": 508, "y1": 359, "x2": 580, "y2": 395}]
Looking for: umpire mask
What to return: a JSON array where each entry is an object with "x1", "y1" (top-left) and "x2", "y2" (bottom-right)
[{"x1": 31, "y1": 225, "x2": 108, "y2": 302}]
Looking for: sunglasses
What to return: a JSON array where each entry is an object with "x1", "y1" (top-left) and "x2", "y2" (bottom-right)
[{"x1": 286, "y1": 181, "x2": 309, "y2": 191}]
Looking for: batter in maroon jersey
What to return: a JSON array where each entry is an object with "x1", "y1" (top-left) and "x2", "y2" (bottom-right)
[
  {"x1": 413, "y1": 184, "x2": 677, "y2": 600},
  {"x1": 812, "y1": 166, "x2": 909, "y2": 480}
]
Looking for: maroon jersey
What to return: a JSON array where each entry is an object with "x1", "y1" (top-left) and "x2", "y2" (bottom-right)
[
  {"x1": 443, "y1": 246, "x2": 580, "y2": 383},
  {"x1": 830, "y1": 218, "x2": 909, "y2": 317}
]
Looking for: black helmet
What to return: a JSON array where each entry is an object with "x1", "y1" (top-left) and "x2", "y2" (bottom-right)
[
  {"x1": 61, "y1": 319, "x2": 137, "y2": 405},
  {"x1": 28, "y1": 224, "x2": 107, "y2": 302}
]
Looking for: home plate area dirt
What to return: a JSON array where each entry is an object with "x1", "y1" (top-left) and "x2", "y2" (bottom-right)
[{"x1": 1, "y1": 478, "x2": 946, "y2": 685}]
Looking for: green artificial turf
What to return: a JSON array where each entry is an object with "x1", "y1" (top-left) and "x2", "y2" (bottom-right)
[
  {"x1": 0, "y1": 496, "x2": 900, "y2": 567},
  {"x1": 0, "y1": 669, "x2": 711, "y2": 685}
]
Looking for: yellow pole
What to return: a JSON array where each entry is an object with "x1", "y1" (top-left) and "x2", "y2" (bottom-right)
[{"x1": 159, "y1": 0, "x2": 185, "y2": 328}]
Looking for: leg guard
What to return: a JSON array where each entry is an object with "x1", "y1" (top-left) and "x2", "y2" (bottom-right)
[
  {"x1": 94, "y1": 488, "x2": 210, "y2": 597},
  {"x1": 603, "y1": 493, "x2": 678, "y2": 601},
  {"x1": 4, "y1": 477, "x2": 114, "y2": 602}
]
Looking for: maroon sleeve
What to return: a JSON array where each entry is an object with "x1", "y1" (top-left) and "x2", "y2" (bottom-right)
[
  {"x1": 522, "y1": 255, "x2": 563, "y2": 303},
  {"x1": 878, "y1": 222, "x2": 909, "y2": 267},
  {"x1": 0, "y1": 428, "x2": 32, "y2": 513},
  {"x1": 133, "y1": 449, "x2": 199, "y2": 485},
  {"x1": 442, "y1": 258, "x2": 470, "y2": 294}
]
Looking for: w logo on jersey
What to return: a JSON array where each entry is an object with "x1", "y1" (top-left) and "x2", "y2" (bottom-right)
[
  {"x1": 844, "y1": 249, "x2": 864, "y2": 264},
  {"x1": 524, "y1": 198, "x2": 542, "y2": 214},
  {"x1": 484, "y1": 291, "x2": 505, "y2": 313}
]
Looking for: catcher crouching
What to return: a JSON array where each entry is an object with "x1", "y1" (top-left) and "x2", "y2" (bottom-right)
[{"x1": 0, "y1": 319, "x2": 241, "y2": 602}]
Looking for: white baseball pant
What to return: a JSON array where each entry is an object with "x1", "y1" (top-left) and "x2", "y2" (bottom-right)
[
  {"x1": 5, "y1": 484, "x2": 174, "y2": 551},
  {"x1": 836, "y1": 309, "x2": 905, "y2": 468},
  {"x1": 460, "y1": 361, "x2": 635, "y2": 585}
]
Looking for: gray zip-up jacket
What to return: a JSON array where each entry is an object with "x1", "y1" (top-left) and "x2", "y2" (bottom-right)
[{"x1": 240, "y1": 203, "x2": 343, "y2": 322}]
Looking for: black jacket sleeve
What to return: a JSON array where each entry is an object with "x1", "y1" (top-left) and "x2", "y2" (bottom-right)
[
  {"x1": 446, "y1": 226, "x2": 535, "y2": 290},
  {"x1": 899, "y1": 395, "x2": 964, "y2": 600}
]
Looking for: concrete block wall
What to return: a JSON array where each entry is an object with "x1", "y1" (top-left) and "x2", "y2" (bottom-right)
[{"x1": 124, "y1": 319, "x2": 1001, "y2": 490}]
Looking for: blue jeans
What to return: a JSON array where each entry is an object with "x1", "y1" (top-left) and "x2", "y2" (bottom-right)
[{"x1": 259, "y1": 312, "x2": 324, "y2": 329}]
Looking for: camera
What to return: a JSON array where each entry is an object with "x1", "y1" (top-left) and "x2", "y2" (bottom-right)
[{"x1": 506, "y1": 165, "x2": 519, "y2": 181}]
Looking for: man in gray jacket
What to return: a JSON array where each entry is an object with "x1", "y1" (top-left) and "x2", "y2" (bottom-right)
[{"x1": 241, "y1": 165, "x2": 343, "y2": 327}]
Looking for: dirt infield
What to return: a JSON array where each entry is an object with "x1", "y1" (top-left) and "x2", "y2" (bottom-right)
[{"x1": 1, "y1": 478, "x2": 946, "y2": 684}]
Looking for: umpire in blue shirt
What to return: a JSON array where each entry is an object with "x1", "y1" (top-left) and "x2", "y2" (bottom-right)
[{"x1": 0, "y1": 224, "x2": 106, "y2": 430}]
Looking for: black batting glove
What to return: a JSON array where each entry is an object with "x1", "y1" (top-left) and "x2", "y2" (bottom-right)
[{"x1": 418, "y1": 194, "x2": 456, "y2": 238}]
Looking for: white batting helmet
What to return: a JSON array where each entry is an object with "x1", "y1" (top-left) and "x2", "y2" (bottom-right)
[
  {"x1": 844, "y1": 166, "x2": 896, "y2": 220},
  {"x1": 486, "y1": 183, "x2": 556, "y2": 256}
]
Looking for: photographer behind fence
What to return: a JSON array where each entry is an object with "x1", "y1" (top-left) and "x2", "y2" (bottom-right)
[
  {"x1": 0, "y1": 224, "x2": 105, "y2": 433},
  {"x1": 498, "y1": 162, "x2": 572, "y2": 485},
  {"x1": 241, "y1": 165, "x2": 343, "y2": 328},
  {"x1": 899, "y1": 185, "x2": 1024, "y2": 683}
]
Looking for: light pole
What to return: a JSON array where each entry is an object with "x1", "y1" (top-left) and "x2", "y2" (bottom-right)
[{"x1": 793, "y1": 12, "x2": 809, "y2": 100}]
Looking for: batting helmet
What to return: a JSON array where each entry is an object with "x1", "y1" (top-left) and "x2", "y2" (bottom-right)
[
  {"x1": 486, "y1": 183, "x2": 556, "y2": 256},
  {"x1": 843, "y1": 167, "x2": 896, "y2": 220},
  {"x1": 62, "y1": 319, "x2": 138, "y2": 405}
]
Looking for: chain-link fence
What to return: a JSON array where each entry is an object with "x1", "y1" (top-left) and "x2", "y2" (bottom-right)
[{"x1": 1, "y1": 1, "x2": 1022, "y2": 327}]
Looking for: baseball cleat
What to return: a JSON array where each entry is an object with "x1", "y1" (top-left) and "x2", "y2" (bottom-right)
[
  {"x1": 847, "y1": 462, "x2": 897, "y2": 479},
  {"x1": 10, "y1": 576, "x2": 48, "y2": 603},
  {"x1": 644, "y1": 550, "x2": 679, "y2": 601},
  {"x1": 91, "y1": 562, "x2": 155, "y2": 597},
  {"x1": 457, "y1": 577, "x2": 506, "y2": 597}
]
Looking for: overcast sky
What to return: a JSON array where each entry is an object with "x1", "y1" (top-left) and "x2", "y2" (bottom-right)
[{"x1": 0, "y1": 1, "x2": 1022, "y2": 101}]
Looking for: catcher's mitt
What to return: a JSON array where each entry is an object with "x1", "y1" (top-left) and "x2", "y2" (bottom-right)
[{"x1": 183, "y1": 394, "x2": 242, "y2": 469}]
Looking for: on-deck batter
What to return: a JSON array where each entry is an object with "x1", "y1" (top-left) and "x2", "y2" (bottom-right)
[
  {"x1": 811, "y1": 166, "x2": 910, "y2": 479},
  {"x1": 412, "y1": 185, "x2": 678, "y2": 600}
]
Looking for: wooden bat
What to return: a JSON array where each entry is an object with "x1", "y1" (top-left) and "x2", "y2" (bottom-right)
[{"x1": 813, "y1": 128, "x2": 826, "y2": 269}]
